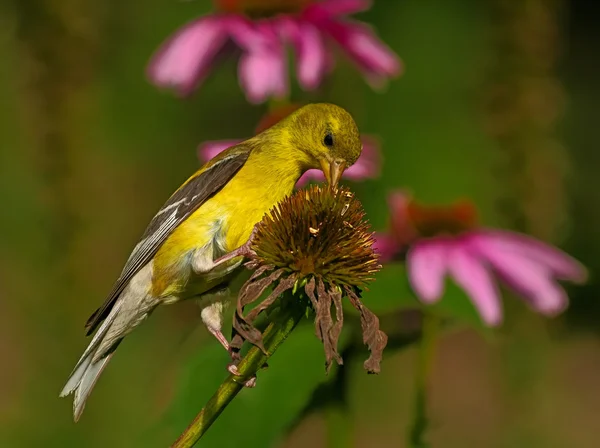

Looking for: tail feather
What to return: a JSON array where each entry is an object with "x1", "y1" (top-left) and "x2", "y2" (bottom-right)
[
  {"x1": 60, "y1": 302, "x2": 124, "y2": 420},
  {"x1": 62, "y1": 261, "x2": 159, "y2": 420},
  {"x1": 72, "y1": 353, "x2": 114, "y2": 421},
  {"x1": 60, "y1": 353, "x2": 92, "y2": 398}
]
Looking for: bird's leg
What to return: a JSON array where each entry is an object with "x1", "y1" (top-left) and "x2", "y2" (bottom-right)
[
  {"x1": 207, "y1": 326, "x2": 231, "y2": 351},
  {"x1": 212, "y1": 224, "x2": 259, "y2": 267},
  {"x1": 192, "y1": 225, "x2": 259, "y2": 275},
  {"x1": 207, "y1": 329, "x2": 256, "y2": 388},
  {"x1": 200, "y1": 301, "x2": 257, "y2": 388},
  {"x1": 206, "y1": 329, "x2": 257, "y2": 388}
]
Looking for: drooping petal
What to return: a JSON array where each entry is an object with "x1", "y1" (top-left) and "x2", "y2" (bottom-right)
[
  {"x1": 147, "y1": 17, "x2": 229, "y2": 96},
  {"x1": 469, "y1": 234, "x2": 568, "y2": 316},
  {"x1": 320, "y1": 20, "x2": 402, "y2": 85},
  {"x1": 372, "y1": 232, "x2": 400, "y2": 263},
  {"x1": 448, "y1": 244, "x2": 503, "y2": 326},
  {"x1": 278, "y1": 17, "x2": 328, "y2": 90},
  {"x1": 239, "y1": 51, "x2": 288, "y2": 103},
  {"x1": 479, "y1": 229, "x2": 588, "y2": 283},
  {"x1": 238, "y1": 22, "x2": 288, "y2": 104},
  {"x1": 406, "y1": 240, "x2": 449, "y2": 304},
  {"x1": 225, "y1": 15, "x2": 268, "y2": 50},
  {"x1": 197, "y1": 139, "x2": 242, "y2": 163}
]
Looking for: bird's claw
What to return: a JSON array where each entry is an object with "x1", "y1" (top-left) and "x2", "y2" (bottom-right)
[
  {"x1": 227, "y1": 363, "x2": 257, "y2": 388},
  {"x1": 213, "y1": 225, "x2": 259, "y2": 266}
]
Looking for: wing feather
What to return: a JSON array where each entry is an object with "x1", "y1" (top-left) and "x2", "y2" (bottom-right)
[{"x1": 85, "y1": 148, "x2": 250, "y2": 334}]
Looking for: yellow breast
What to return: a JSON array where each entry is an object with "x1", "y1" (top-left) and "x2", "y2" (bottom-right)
[{"x1": 152, "y1": 147, "x2": 303, "y2": 297}]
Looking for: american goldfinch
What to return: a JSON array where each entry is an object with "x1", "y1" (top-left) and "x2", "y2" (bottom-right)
[{"x1": 60, "y1": 103, "x2": 362, "y2": 420}]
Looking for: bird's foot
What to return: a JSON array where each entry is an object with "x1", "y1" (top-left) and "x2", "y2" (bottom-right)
[
  {"x1": 213, "y1": 225, "x2": 259, "y2": 266},
  {"x1": 227, "y1": 363, "x2": 257, "y2": 388},
  {"x1": 211, "y1": 329, "x2": 256, "y2": 387}
]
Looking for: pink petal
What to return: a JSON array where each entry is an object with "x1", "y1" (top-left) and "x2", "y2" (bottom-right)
[
  {"x1": 372, "y1": 232, "x2": 400, "y2": 263},
  {"x1": 225, "y1": 16, "x2": 268, "y2": 50},
  {"x1": 322, "y1": 20, "x2": 402, "y2": 83},
  {"x1": 197, "y1": 140, "x2": 242, "y2": 163},
  {"x1": 278, "y1": 18, "x2": 327, "y2": 90},
  {"x1": 296, "y1": 169, "x2": 325, "y2": 186},
  {"x1": 469, "y1": 235, "x2": 568, "y2": 316},
  {"x1": 448, "y1": 244, "x2": 503, "y2": 326},
  {"x1": 479, "y1": 229, "x2": 588, "y2": 283},
  {"x1": 342, "y1": 135, "x2": 381, "y2": 180},
  {"x1": 239, "y1": 51, "x2": 287, "y2": 103},
  {"x1": 238, "y1": 22, "x2": 288, "y2": 103},
  {"x1": 406, "y1": 241, "x2": 449, "y2": 304},
  {"x1": 147, "y1": 17, "x2": 229, "y2": 96}
]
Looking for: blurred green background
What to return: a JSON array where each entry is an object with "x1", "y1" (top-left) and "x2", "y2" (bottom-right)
[{"x1": 1, "y1": 0, "x2": 599, "y2": 447}]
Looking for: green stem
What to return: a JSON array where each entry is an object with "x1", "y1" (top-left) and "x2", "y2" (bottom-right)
[
  {"x1": 408, "y1": 313, "x2": 438, "y2": 448},
  {"x1": 170, "y1": 297, "x2": 306, "y2": 448}
]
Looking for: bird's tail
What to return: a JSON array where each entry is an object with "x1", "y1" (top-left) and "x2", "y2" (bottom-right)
[{"x1": 60, "y1": 301, "x2": 126, "y2": 421}]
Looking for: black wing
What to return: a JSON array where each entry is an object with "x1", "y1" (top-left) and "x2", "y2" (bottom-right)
[{"x1": 85, "y1": 150, "x2": 250, "y2": 334}]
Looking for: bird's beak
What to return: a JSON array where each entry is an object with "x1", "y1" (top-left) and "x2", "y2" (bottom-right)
[{"x1": 320, "y1": 159, "x2": 346, "y2": 186}]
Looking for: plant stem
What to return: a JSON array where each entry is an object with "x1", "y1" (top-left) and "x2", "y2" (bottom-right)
[
  {"x1": 408, "y1": 313, "x2": 438, "y2": 448},
  {"x1": 170, "y1": 297, "x2": 306, "y2": 448}
]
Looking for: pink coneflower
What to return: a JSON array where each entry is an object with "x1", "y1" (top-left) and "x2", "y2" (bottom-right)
[
  {"x1": 147, "y1": 0, "x2": 401, "y2": 103},
  {"x1": 197, "y1": 103, "x2": 381, "y2": 185},
  {"x1": 375, "y1": 191, "x2": 588, "y2": 326}
]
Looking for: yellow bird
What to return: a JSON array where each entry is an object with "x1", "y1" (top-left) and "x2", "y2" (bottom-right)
[{"x1": 60, "y1": 103, "x2": 362, "y2": 420}]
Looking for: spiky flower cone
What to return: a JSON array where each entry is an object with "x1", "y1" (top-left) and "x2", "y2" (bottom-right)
[{"x1": 232, "y1": 185, "x2": 387, "y2": 373}]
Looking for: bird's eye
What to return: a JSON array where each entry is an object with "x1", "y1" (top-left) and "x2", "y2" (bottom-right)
[{"x1": 323, "y1": 132, "x2": 334, "y2": 147}]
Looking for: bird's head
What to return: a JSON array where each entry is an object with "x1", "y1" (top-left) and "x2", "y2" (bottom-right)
[{"x1": 279, "y1": 103, "x2": 362, "y2": 186}]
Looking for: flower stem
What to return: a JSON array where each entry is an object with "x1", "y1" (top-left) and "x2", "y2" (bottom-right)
[
  {"x1": 170, "y1": 294, "x2": 306, "y2": 448},
  {"x1": 408, "y1": 313, "x2": 438, "y2": 448}
]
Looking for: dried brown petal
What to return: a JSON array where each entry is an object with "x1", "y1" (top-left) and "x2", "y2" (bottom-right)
[
  {"x1": 318, "y1": 280, "x2": 344, "y2": 372},
  {"x1": 329, "y1": 288, "x2": 344, "y2": 365},
  {"x1": 305, "y1": 277, "x2": 319, "y2": 311},
  {"x1": 245, "y1": 274, "x2": 297, "y2": 323},
  {"x1": 233, "y1": 312, "x2": 266, "y2": 354},
  {"x1": 346, "y1": 286, "x2": 388, "y2": 373},
  {"x1": 233, "y1": 267, "x2": 284, "y2": 354},
  {"x1": 233, "y1": 272, "x2": 297, "y2": 354},
  {"x1": 244, "y1": 259, "x2": 260, "y2": 270},
  {"x1": 315, "y1": 281, "x2": 335, "y2": 371},
  {"x1": 238, "y1": 268, "x2": 283, "y2": 313},
  {"x1": 305, "y1": 278, "x2": 344, "y2": 373},
  {"x1": 230, "y1": 333, "x2": 244, "y2": 357},
  {"x1": 231, "y1": 186, "x2": 386, "y2": 375}
]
